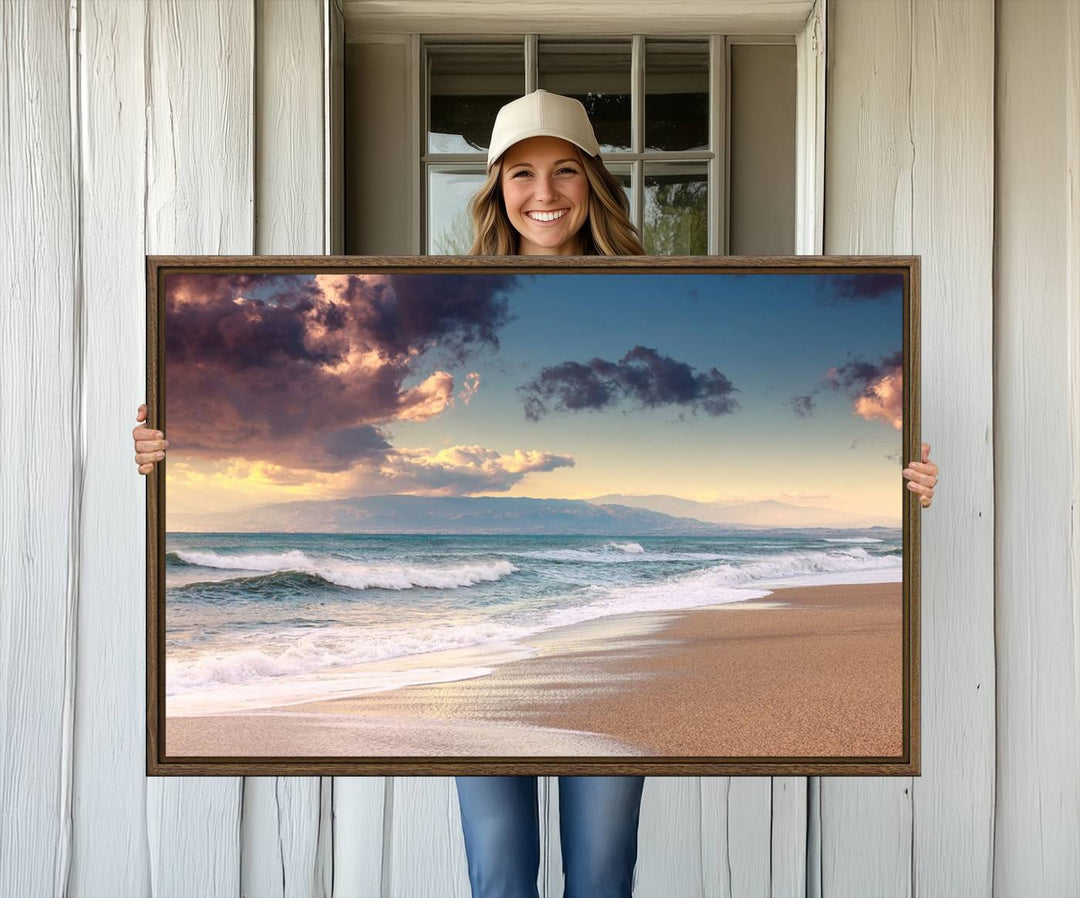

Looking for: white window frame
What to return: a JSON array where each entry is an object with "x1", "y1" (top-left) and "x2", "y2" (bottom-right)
[{"x1": 400, "y1": 0, "x2": 825, "y2": 256}]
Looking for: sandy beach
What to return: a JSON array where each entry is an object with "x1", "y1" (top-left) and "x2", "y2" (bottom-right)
[{"x1": 166, "y1": 580, "x2": 904, "y2": 759}]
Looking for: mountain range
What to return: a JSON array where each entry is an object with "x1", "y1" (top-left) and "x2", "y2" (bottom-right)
[
  {"x1": 587, "y1": 494, "x2": 899, "y2": 529},
  {"x1": 167, "y1": 493, "x2": 899, "y2": 534}
]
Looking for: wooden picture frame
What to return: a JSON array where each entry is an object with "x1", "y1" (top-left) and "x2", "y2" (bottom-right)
[{"x1": 146, "y1": 254, "x2": 920, "y2": 776}]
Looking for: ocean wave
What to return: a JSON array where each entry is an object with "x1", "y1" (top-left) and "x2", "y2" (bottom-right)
[
  {"x1": 607, "y1": 542, "x2": 645, "y2": 554},
  {"x1": 521, "y1": 544, "x2": 726, "y2": 564},
  {"x1": 165, "y1": 551, "x2": 196, "y2": 567},
  {"x1": 686, "y1": 547, "x2": 901, "y2": 586},
  {"x1": 540, "y1": 547, "x2": 901, "y2": 628},
  {"x1": 166, "y1": 618, "x2": 533, "y2": 693},
  {"x1": 169, "y1": 549, "x2": 517, "y2": 591},
  {"x1": 822, "y1": 537, "x2": 884, "y2": 544},
  {"x1": 170, "y1": 569, "x2": 333, "y2": 597}
]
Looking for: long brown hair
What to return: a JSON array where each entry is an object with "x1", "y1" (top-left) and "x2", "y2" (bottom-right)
[{"x1": 467, "y1": 149, "x2": 645, "y2": 256}]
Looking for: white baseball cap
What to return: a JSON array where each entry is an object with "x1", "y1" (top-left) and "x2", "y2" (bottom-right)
[{"x1": 486, "y1": 89, "x2": 601, "y2": 169}]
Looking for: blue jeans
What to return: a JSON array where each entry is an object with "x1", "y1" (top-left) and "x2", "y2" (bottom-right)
[{"x1": 454, "y1": 775, "x2": 646, "y2": 898}]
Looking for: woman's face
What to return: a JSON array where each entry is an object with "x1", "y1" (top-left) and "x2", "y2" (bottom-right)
[{"x1": 499, "y1": 136, "x2": 590, "y2": 255}]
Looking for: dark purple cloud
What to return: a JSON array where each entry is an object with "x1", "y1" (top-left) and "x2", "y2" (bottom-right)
[
  {"x1": 825, "y1": 349, "x2": 903, "y2": 393},
  {"x1": 164, "y1": 272, "x2": 517, "y2": 471},
  {"x1": 368, "y1": 274, "x2": 517, "y2": 361},
  {"x1": 817, "y1": 273, "x2": 904, "y2": 305},
  {"x1": 519, "y1": 345, "x2": 738, "y2": 421},
  {"x1": 787, "y1": 348, "x2": 903, "y2": 428}
]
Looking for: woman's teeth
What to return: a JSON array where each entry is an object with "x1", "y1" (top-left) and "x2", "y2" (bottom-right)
[{"x1": 527, "y1": 209, "x2": 567, "y2": 222}]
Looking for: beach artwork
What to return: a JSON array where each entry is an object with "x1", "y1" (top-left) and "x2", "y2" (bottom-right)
[{"x1": 152, "y1": 259, "x2": 918, "y2": 774}]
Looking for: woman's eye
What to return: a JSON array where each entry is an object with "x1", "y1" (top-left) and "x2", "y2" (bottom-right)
[{"x1": 558, "y1": 167, "x2": 579, "y2": 175}]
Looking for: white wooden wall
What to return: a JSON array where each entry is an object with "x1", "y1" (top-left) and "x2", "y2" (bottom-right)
[
  {"x1": 1, "y1": 1, "x2": 1078, "y2": 896},
  {"x1": 994, "y1": 0, "x2": 1080, "y2": 891}
]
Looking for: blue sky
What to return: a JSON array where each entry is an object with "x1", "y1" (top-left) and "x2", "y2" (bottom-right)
[{"x1": 386, "y1": 271, "x2": 905, "y2": 516}]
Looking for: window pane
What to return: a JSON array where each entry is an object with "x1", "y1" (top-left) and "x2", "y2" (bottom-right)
[
  {"x1": 428, "y1": 167, "x2": 487, "y2": 254},
  {"x1": 538, "y1": 40, "x2": 631, "y2": 153},
  {"x1": 428, "y1": 44, "x2": 524, "y2": 154},
  {"x1": 604, "y1": 163, "x2": 634, "y2": 221},
  {"x1": 643, "y1": 163, "x2": 708, "y2": 255},
  {"x1": 645, "y1": 40, "x2": 709, "y2": 152}
]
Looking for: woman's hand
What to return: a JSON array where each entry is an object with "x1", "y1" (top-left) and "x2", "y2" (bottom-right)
[
  {"x1": 133, "y1": 403, "x2": 169, "y2": 475},
  {"x1": 902, "y1": 442, "x2": 938, "y2": 509}
]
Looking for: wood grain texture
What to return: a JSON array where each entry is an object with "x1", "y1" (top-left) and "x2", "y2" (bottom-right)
[
  {"x1": 146, "y1": 777, "x2": 242, "y2": 897},
  {"x1": 256, "y1": 0, "x2": 325, "y2": 256},
  {"x1": 332, "y1": 777, "x2": 387, "y2": 897},
  {"x1": 0, "y1": 1, "x2": 78, "y2": 895},
  {"x1": 245, "y1": 3, "x2": 332, "y2": 896},
  {"x1": 822, "y1": 2, "x2": 915, "y2": 894},
  {"x1": 385, "y1": 777, "x2": 471, "y2": 897},
  {"x1": 770, "y1": 776, "x2": 808, "y2": 897},
  {"x1": 69, "y1": 1, "x2": 153, "y2": 896},
  {"x1": 908, "y1": 2, "x2": 995, "y2": 896},
  {"x1": 994, "y1": 1, "x2": 1080, "y2": 891},
  {"x1": 636, "y1": 778, "x2": 705, "y2": 896},
  {"x1": 241, "y1": 778, "x2": 326, "y2": 898},
  {"x1": 144, "y1": 1, "x2": 254, "y2": 894}
]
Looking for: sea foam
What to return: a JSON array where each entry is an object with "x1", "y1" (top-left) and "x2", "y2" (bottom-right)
[{"x1": 171, "y1": 549, "x2": 517, "y2": 590}]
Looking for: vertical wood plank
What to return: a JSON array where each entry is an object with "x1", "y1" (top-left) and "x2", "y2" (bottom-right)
[
  {"x1": 770, "y1": 776, "x2": 807, "y2": 898},
  {"x1": 144, "y1": 1, "x2": 254, "y2": 893},
  {"x1": 146, "y1": 778, "x2": 242, "y2": 896},
  {"x1": 823, "y1": 2, "x2": 914, "y2": 893},
  {"x1": 332, "y1": 777, "x2": 386, "y2": 897},
  {"x1": 700, "y1": 779, "x2": 731, "y2": 898},
  {"x1": 386, "y1": 777, "x2": 470, "y2": 898},
  {"x1": 697, "y1": 778, "x2": 775, "y2": 898},
  {"x1": 0, "y1": 0, "x2": 78, "y2": 895},
  {"x1": 242, "y1": 778, "x2": 326, "y2": 898},
  {"x1": 242, "y1": 2, "x2": 330, "y2": 896},
  {"x1": 540, "y1": 776, "x2": 559, "y2": 897},
  {"x1": 909, "y1": 2, "x2": 995, "y2": 896},
  {"x1": 254, "y1": 0, "x2": 325, "y2": 257},
  {"x1": 70, "y1": 0, "x2": 152, "y2": 894},
  {"x1": 994, "y1": 0, "x2": 1080, "y2": 891},
  {"x1": 326, "y1": 0, "x2": 345, "y2": 255},
  {"x1": 636, "y1": 778, "x2": 705, "y2": 897}
]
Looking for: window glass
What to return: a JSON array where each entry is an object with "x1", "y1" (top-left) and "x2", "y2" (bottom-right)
[
  {"x1": 643, "y1": 162, "x2": 708, "y2": 255},
  {"x1": 428, "y1": 167, "x2": 488, "y2": 254},
  {"x1": 645, "y1": 40, "x2": 709, "y2": 152},
  {"x1": 538, "y1": 40, "x2": 632, "y2": 153},
  {"x1": 604, "y1": 163, "x2": 634, "y2": 216},
  {"x1": 427, "y1": 44, "x2": 524, "y2": 153}
]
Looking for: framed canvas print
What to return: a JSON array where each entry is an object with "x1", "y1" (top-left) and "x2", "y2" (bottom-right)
[{"x1": 145, "y1": 255, "x2": 920, "y2": 776}]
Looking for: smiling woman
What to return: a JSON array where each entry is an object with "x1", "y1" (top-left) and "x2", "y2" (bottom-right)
[
  {"x1": 501, "y1": 138, "x2": 591, "y2": 254},
  {"x1": 465, "y1": 89, "x2": 645, "y2": 257}
]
